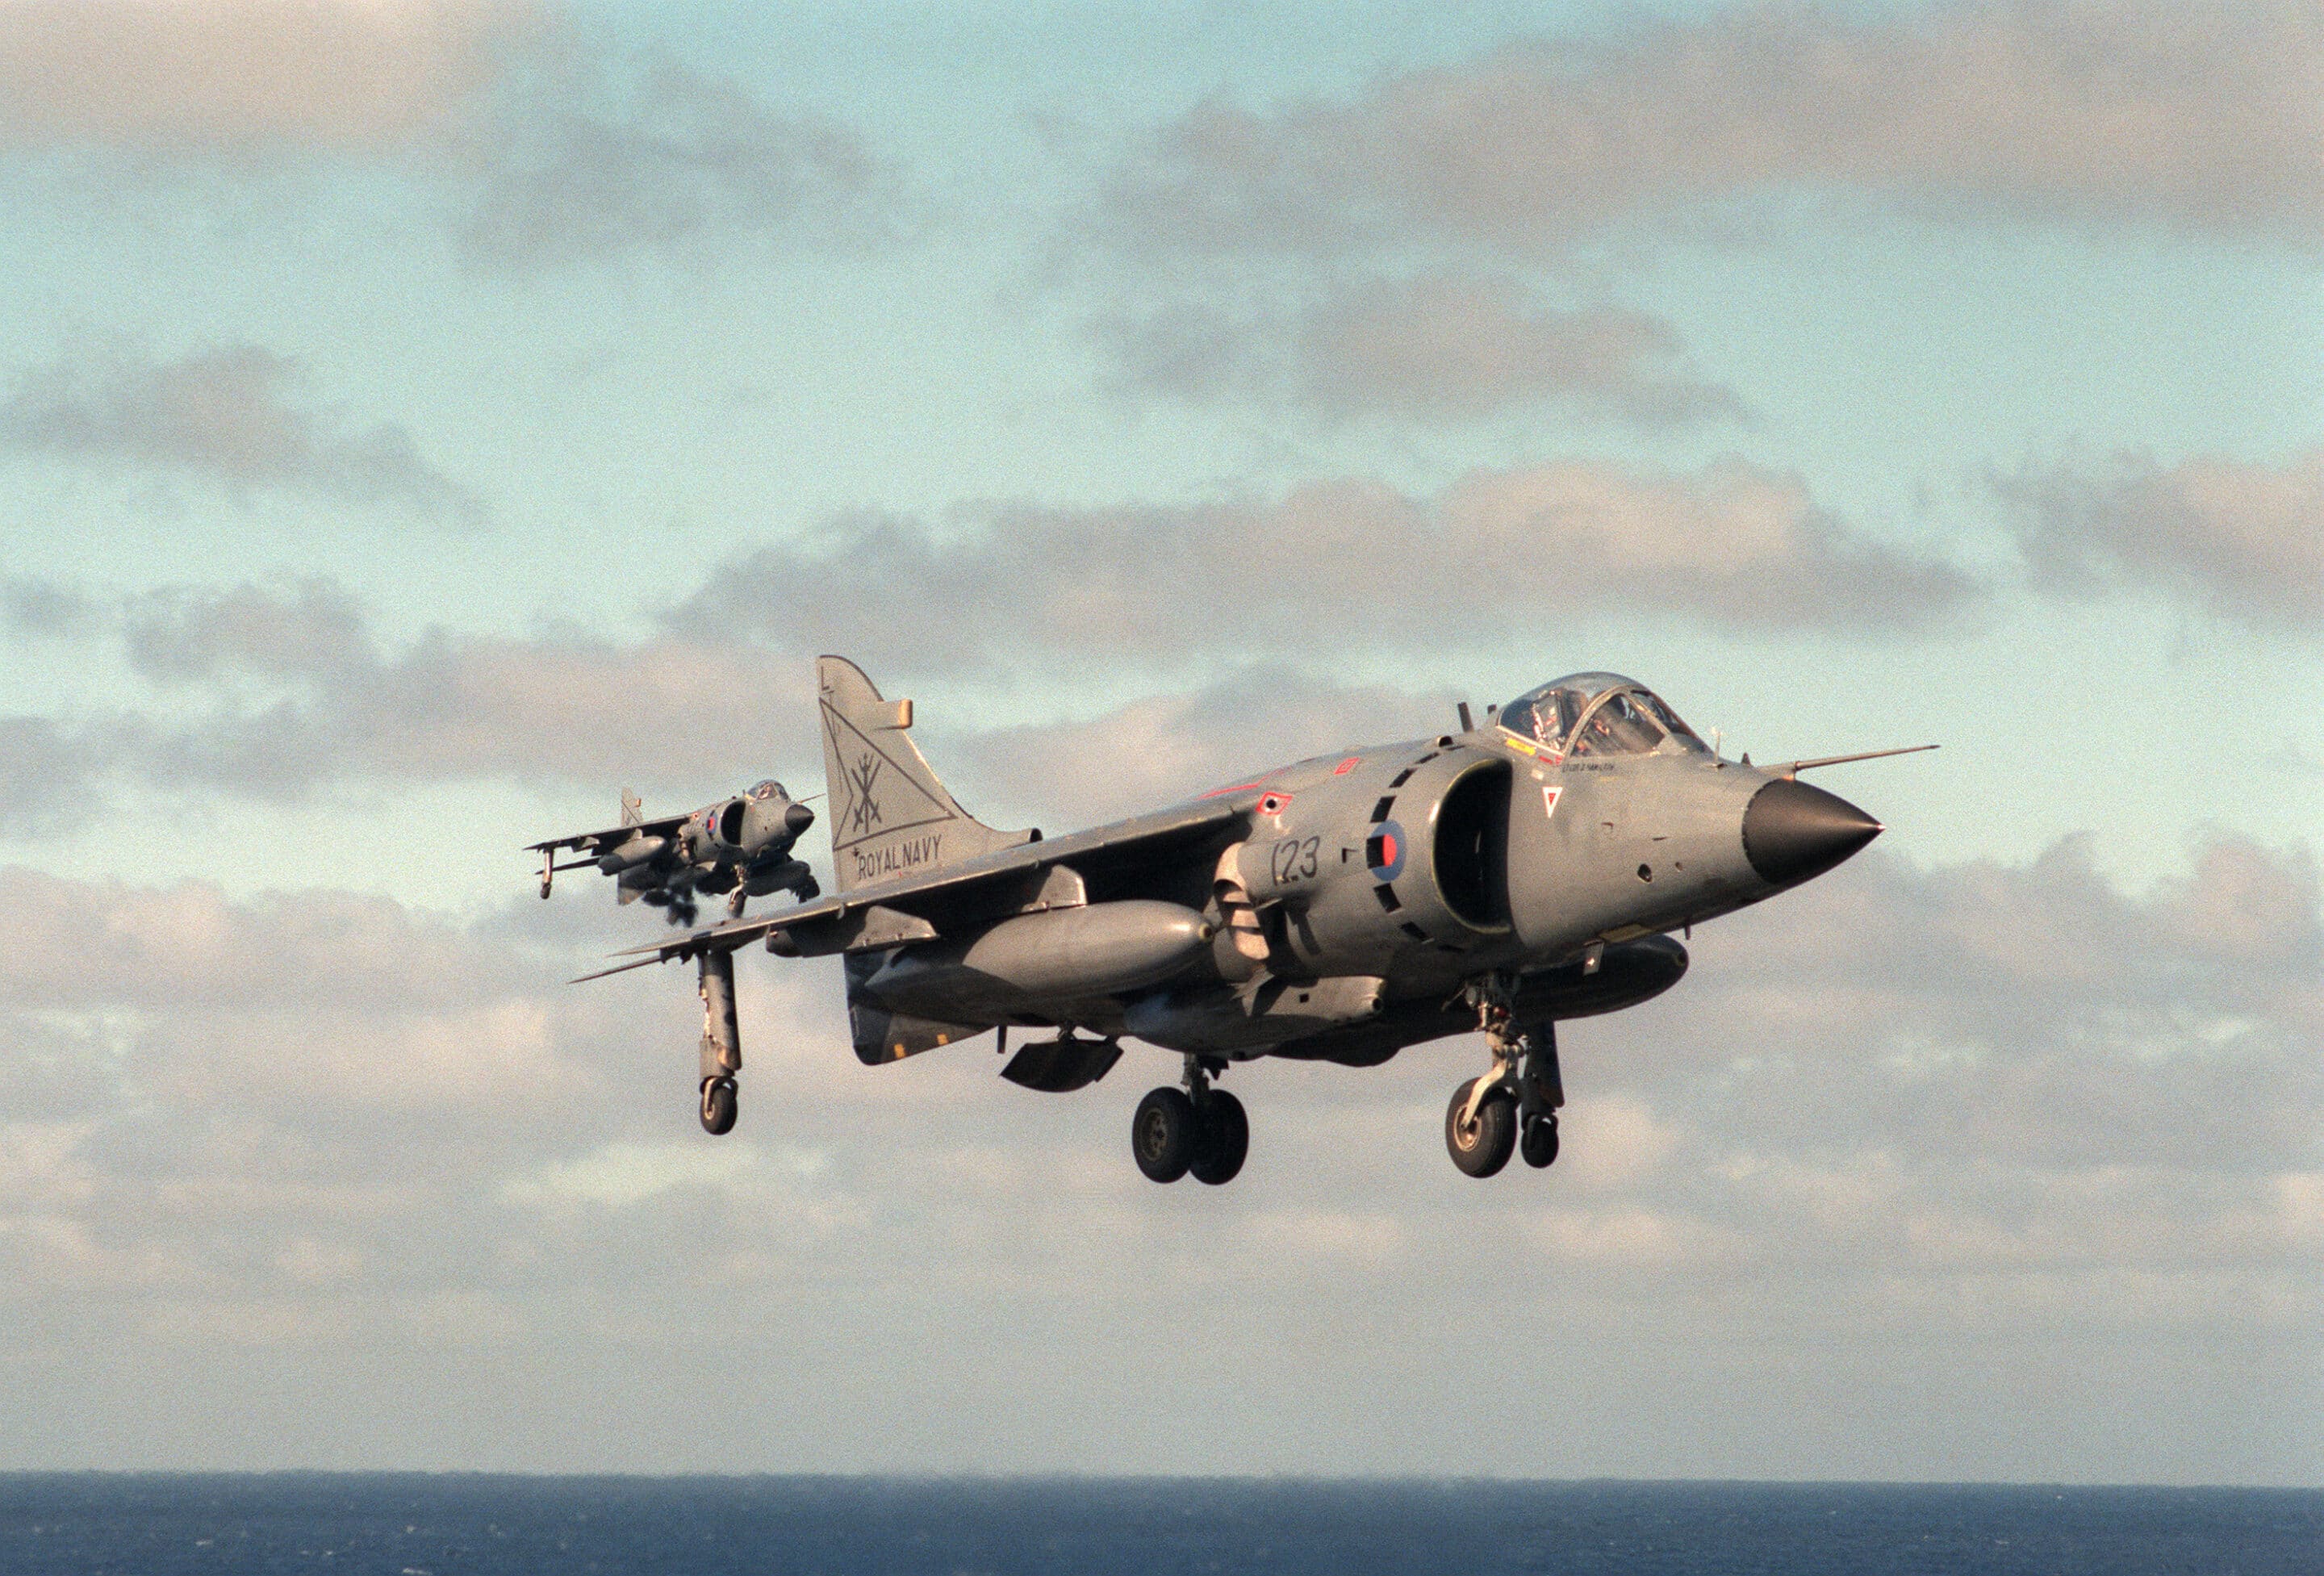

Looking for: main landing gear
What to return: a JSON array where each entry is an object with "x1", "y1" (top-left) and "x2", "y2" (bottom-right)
[
  {"x1": 1445, "y1": 977, "x2": 1561, "y2": 1179},
  {"x1": 698, "y1": 950, "x2": 742, "y2": 1135},
  {"x1": 1132, "y1": 1056, "x2": 1248, "y2": 1185}
]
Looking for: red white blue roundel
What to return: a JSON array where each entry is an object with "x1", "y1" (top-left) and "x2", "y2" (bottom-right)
[{"x1": 1367, "y1": 818, "x2": 1407, "y2": 882}]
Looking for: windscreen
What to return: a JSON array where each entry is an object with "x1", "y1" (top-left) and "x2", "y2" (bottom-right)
[
  {"x1": 1498, "y1": 672, "x2": 1639, "y2": 751},
  {"x1": 1570, "y1": 692, "x2": 1666, "y2": 756}
]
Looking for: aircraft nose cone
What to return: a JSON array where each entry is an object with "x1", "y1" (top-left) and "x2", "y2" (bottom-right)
[
  {"x1": 785, "y1": 801, "x2": 815, "y2": 834},
  {"x1": 1742, "y1": 777, "x2": 1882, "y2": 887}
]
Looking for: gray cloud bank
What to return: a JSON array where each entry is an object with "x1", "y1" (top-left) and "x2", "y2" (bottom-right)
[
  {"x1": 15, "y1": 420, "x2": 2318, "y2": 819},
  {"x1": 1099, "y1": 274, "x2": 1744, "y2": 426},
  {"x1": 1998, "y1": 447, "x2": 2324, "y2": 624},
  {"x1": 0, "y1": 0, "x2": 511, "y2": 148},
  {"x1": 0, "y1": 344, "x2": 483, "y2": 523},
  {"x1": 0, "y1": 9, "x2": 893, "y2": 276},
  {"x1": 1100, "y1": 2, "x2": 2324, "y2": 257},
  {"x1": 0, "y1": 830, "x2": 2313, "y2": 1475},
  {"x1": 683, "y1": 458, "x2": 1978, "y2": 658},
  {"x1": 455, "y1": 54, "x2": 888, "y2": 274},
  {"x1": 0, "y1": 580, "x2": 813, "y2": 824}
]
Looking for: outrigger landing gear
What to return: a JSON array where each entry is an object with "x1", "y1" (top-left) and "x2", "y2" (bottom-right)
[
  {"x1": 698, "y1": 950, "x2": 741, "y2": 1135},
  {"x1": 1446, "y1": 976, "x2": 1562, "y2": 1178},
  {"x1": 1132, "y1": 1056, "x2": 1248, "y2": 1185}
]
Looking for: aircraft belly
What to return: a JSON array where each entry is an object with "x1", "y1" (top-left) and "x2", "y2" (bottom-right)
[{"x1": 1122, "y1": 974, "x2": 1389, "y2": 1055}]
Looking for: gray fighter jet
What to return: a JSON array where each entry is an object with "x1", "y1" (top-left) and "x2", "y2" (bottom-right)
[
  {"x1": 531, "y1": 781, "x2": 818, "y2": 926},
  {"x1": 577, "y1": 657, "x2": 1928, "y2": 1173}
]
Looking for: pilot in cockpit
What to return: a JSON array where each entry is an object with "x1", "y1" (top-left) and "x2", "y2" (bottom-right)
[{"x1": 1502, "y1": 675, "x2": 1712, "y2": 759}]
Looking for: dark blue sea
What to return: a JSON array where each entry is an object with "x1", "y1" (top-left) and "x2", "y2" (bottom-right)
[{"x1": 1, "y1": 1477, "x2": 2315, "y2": 1575}]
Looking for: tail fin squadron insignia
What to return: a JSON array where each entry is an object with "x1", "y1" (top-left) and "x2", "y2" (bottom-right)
[{"x1": 815, "y1": 655, "x2": 1034, "y2": 893}]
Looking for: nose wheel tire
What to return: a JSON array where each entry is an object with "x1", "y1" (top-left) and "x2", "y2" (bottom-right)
[
  {"x1": 700, "y1": 1076, "x2": 738, "y2": 1135},
  {"x1": 1520, "y1": 1112, "x2": 1560, "y2": 1169},
  {"x1": 1131, "y1": 1086, "x2": 1198, "y2": 1182},
  {"x1": 1189, "y1": 1089, "x2": 1249, "y2": 1186},
  {"x1": 1445, "y1": 1078, "x2": 1515, "y2": 1177}
]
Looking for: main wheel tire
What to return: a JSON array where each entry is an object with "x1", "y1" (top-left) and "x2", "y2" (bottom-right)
[
  {"x1": 1131, "y1": 1087, "x2": 1198, "y2": 1183},
  {"x1": 700, "y1": 1076, "x2": 738, "y2": 1136},
  {"x1": 1189, "y1": 1089, "x2": 1249, "y2": 1186},
  {"x1": 1445, "y1": 1078, "x2": 1515, "y2": 1177},
  {"x1": 1520, "y1": 1112, "x2": 1560, "y2": 1169}
]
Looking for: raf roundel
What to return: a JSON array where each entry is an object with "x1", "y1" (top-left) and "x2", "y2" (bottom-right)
[{"x1": 1366, "y1": 817, "x2": 1408, "y2": 883}]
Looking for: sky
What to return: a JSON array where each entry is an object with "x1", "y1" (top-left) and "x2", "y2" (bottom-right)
[{"x1": 0, "y1": 0, "x2": 2318, "y2": 1482}]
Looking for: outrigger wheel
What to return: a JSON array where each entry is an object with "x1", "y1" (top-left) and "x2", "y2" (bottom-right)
[{"x1": 700, "y1": 1076, "x2": 738, "y2": 1136}]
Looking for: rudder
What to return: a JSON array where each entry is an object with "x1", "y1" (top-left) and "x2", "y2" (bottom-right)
[{"x1": 817, "y1": 655, "x2": 1033, "y2": 891}]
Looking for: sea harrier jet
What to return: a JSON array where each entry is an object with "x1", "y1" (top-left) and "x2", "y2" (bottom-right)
[{"x1": 571, "y1": 658, "x2": 1927, "y2": 1181}]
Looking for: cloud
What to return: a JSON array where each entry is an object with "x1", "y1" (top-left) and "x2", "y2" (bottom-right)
[
  {"x1": 939, "y1": 670, "x2": 1462, "y2": 827},
  {"x1": 1097, "y1": 2, "x2": 2324, "y2": 257},
  {"x1": 0, "y1": 14, "x2": 894, "y2": 274},
  {"x1": 123, "y1": 624, "x2": 814, "y2": 799},
  {"x1": 679, "y1": 458, "x2": 1979, "y2": 660},
  {"x1": 1645, "y1": 835, "x2": 2323, "y2": 1180},
  {"x1": 0, "y1": 836, "x2": 2316, "y2": 1475},
  {"x1": 454, "y1": 54, "x2": 888, "y2": 273},
  {"x1": 1995, "y1": 447, "x2": 2323, "y2": 624},
  {"x1": 1, "y1": 576, "x2": 93, "y2": 636},
  {"x1": 0, "y1": 716, "x2": 113, "y2": 824},
  {"x1": 0, "y1": 0, "x2": 512, "y2": 148},
  {"x1": 0, "y1": 579, "x2": 817, "y2": 813},
  {"x1": 0, "y1": 344, "x2": 485, "y2": 523},
  {"x1": 123, "y1": 579, "x2": 374, "y2": 682},
  {"x1": 1099, "y1": 273, "x2": 1744, "y2": 425}
]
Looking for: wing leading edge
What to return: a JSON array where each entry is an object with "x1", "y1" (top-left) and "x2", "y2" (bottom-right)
[{"x1": 573, "y1": 791, "x2": 1260, "y2": 982}]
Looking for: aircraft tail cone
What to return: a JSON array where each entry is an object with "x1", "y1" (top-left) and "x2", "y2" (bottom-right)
[{"x1": 1742, "y1": 778, "x2": 1882, "y2": 888}]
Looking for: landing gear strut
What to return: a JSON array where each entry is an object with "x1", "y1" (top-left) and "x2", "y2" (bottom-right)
[
  {"x1": 1132, "y1": 1056, "x2": 1248, "y2": 1185},
  {"x1": 1446, "y1": 976, "x2": 1561, "y2": 1178},
  {"x1": 698, "y1": 950, "x2": 741, "y2": 1135}
]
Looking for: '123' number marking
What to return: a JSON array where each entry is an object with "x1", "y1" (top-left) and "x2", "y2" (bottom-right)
[{"x1": 1271, "y1": 836, "x2": 1320, "y2": 885}]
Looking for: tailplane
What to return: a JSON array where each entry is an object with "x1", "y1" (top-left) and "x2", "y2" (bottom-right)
[{"x1": 816, "y1": 655, "x2": 1034, "y2": 891}]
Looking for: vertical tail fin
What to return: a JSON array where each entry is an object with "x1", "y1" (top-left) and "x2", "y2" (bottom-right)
[
  {"x1": 616, "y1": 788, "x2": 646, "y2": 904},
  {"x1": 817, "y1": 655, "x2": 1033, "y2": 892}
]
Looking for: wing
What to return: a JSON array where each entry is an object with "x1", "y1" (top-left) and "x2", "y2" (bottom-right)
[
  {"x1": 528, "y1": 814, "x2": 691, "y2": 856},
  {"x1": 575, "y1": 792, "x2": 1260, "y2": 980}
]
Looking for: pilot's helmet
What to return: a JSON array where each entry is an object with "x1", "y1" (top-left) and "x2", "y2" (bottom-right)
[{"x1": 750, "y1": 780, "x2": 785, "y2": 801}]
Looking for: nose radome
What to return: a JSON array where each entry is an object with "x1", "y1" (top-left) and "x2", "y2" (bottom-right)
[{"x1": 1742, "y1": 777, "x2": 1883, "y2": 888}]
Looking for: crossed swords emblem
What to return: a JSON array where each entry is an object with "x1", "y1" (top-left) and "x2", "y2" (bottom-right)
[{"x1": 846, "y1": 751, "x2": 884, "y2": 837}]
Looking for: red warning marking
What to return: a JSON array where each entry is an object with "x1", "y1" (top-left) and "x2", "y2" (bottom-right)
[
  {"x1": 1542, "y1": 784, "x2": 1564, "y2": 820},
  {"x1": 1257, "y1": 791, "x2": 1294, "y2": 817},
  {"x1": 1333, "y1": 757, "x2": 1360, "y2": 775}
]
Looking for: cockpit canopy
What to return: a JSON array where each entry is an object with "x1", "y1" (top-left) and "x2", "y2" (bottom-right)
[
  {"x1": 747, "y1": 780, "x2": 788, "y2": 801},
  {"x1": 1498, "y1": 672, "x2": 1709, "y2": 759}
]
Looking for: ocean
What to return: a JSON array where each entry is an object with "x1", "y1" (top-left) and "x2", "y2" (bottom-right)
[{"x1": 1, "y1": 1476, "x2": 2315, "y2": 1574}]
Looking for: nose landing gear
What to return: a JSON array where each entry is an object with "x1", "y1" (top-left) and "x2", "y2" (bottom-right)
[
  {"x1": 1447, "y1": 976, "x2": 1562, "y2": 1178},
  {"x1": 1133, "y1": 1056, "x2": 1249, "y2": 1185}
]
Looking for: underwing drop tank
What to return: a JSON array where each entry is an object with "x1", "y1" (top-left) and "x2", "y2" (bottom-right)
[{"x1": 862, "y1": 901, "x2": 1214, "y2": 1021}]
